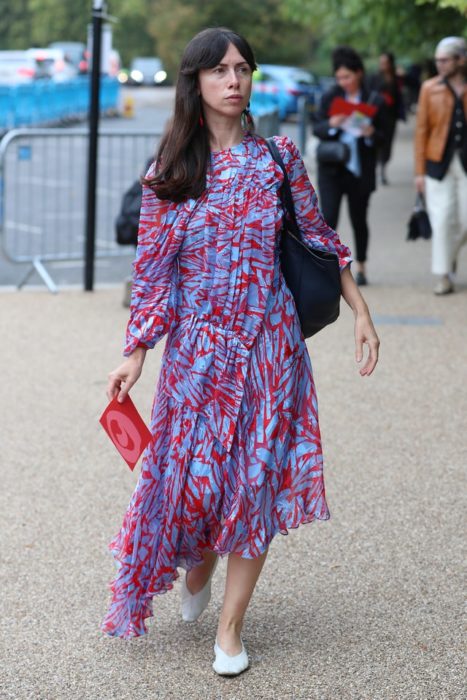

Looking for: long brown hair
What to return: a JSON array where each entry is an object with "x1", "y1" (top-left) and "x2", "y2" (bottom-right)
[{"x1": 145, "y1": 28, "x2": 257, "y2": 203}]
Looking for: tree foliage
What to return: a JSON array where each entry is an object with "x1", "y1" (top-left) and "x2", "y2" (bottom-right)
[
  {"x1": 418, "y1": 0, "x2": 467, "y2": 13},
  {"x1": 0, "y1": 0, "x2": 464, "y2": 76},
  {"x1": 0, "y1": 0, "x2": 311, "y2": 73},
  {"x1": 147, "y1": 0, "x2": 312, "y2": 76},
  {"x1": 283, "y1": 0, "x2": 466, "y2": 61},
  {"x1": 0, "y1": 0, "x2": 153, "y2": 62}
]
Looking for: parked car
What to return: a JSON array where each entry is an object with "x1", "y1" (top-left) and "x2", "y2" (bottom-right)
[
  {"x1": 0, "y1": 51, "x2": 49, "y2": 85},
  {"x1": 27, "y1": 48, "x2": 78, "y2": 82},
  {"x1": 252, "y1": 64, "x2": 321, "y2": 120},
  {"x1": 48, "y1": 42, "x2": 88, "y2": 74},
  {"x1": 128, "y1": 57, "x2": 168, "y2": 86}
]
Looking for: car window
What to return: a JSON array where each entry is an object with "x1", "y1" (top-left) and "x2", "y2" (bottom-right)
[{"x1": 132, "y1": 58, "x2": 162, "y2": 71}]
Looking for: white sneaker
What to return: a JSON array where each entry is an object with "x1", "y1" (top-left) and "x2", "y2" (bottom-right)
[
  {"x1": 212, "y1": 638, "x2": 249, "y2": 676},
  {"x1": 181, "y1": 559, "x2": 218, "y2": 622}
]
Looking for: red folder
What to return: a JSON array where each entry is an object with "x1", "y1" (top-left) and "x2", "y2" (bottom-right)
[
  {"x1": 99, "y1": 395, "x2": 152, "y2": 470},
  {"x1": 329, "y1": 96, "x2": 378, "y2": 118}
]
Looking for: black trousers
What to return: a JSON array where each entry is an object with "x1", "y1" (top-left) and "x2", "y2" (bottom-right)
[
  {"x1": 318, "y1": 167, "x2": 372, "y2": 263},
  {"x1": 377, "y1": 117, "x2": 397, "y2": 165}
]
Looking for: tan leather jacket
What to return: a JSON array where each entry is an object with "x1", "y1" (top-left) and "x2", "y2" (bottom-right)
[{"x1": 414, "y1": 76, "x2": 467, "y2": 175}]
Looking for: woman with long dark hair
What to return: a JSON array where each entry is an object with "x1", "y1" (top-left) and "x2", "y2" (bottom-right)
[
  {"x1": 313, "y1": 46, "x2": 387, "y2": 286},
  {"x1": 369, "y1": 51, "x2": 405, "y2": 184},
  {"x1": 101, "y1": 28, "x2": 379, "y2": 675}
]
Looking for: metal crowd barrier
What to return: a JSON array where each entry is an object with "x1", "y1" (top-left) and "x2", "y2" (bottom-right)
[
  {"x1": 0, "y1": 115, "x2": 279, "y2": 292},
  {"x1": 0, "y1": 77, "x2": 120, "y2": 131},
  {"x1": 253, "y1": 107, "x2": 281, "y2": 138},
  {"x1": 0, "y1": 128, "x2": 161, "y2": 291}
]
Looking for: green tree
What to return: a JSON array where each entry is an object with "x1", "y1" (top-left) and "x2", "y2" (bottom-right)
[
  {"x1": 0, "y1": 0, "x2": 33, "y2": 49},
  {"x1": 28, "y1": 0, "x2": 89, "y2": 46},
  {"x1": 283, "y1": 0, "x2": 466, "y2": 62},
  {"x1": 112, "y1": 0, "x2": 155, "y2": 66},
  {"x1": 418, "y1": 0, "x2": 467, "y2": 12},
  {"x1": 146, "y1": 0, "x2": 313, "y2": 77}
]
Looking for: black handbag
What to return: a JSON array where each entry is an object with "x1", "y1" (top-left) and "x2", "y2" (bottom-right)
[
  {"x1": 266, "y1": 138, "x2": 341, "y2": 338},
  {"x1": 407, "y1": 193, "x2": 432, "y2": 241},
  {"x1": 316, "y1": 140, "x2": 350, "y2": 165},
  {"x1": 115, "y1": 157, "x2": 154, "y2": 246},
  {"x1": 115, "y1": 179, "x2": 142, "y2": 246}
]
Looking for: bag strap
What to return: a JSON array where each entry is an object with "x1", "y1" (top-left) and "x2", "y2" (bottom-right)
[
  {"x1": 415, "y1": 191, "x2": 427, "y2": 211},
  {"x1": 266, "y1": 137, "x2": 300, "y2": 236}
]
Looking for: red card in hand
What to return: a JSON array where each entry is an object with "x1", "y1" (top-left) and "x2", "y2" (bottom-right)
[
  {"x1": 329, "y1": 96, "x2": 378, "y2": 118},
  {"x1": 99, "y1": 395, "x2": 152, "y2": 470}
]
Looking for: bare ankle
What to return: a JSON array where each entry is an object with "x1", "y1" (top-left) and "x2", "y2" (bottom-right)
[
  {"x1": 218, "y1": 617, "x2": 243, "y2": 633},
  {"x1": 216, "y1": 620, "x2": 243, "y2": 655}
]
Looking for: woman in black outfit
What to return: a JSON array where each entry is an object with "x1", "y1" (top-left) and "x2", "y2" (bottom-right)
[
  {"x1": 313, "y1": 47, "x2": 387, "y2": 286},
  {"x1": 369, "y1": 51, "x2": 405, "y2": 184}
]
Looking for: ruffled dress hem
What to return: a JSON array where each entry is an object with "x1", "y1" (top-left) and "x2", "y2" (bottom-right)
[{"x1": 101, "y1": 505, "x2": 330, "y2": 640}]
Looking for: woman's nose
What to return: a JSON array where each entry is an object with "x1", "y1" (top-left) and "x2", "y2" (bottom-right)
[{"x1": 227, "y1": 69, "x2": 240, "y2": 87}]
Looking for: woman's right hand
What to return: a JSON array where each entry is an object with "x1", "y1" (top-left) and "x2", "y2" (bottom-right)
[
  {"x1": 106, "y1": 346, "x2": 147, "y2": 403},
  {"x1": 329, "y1": 114, "x2": 347, "y2": 128},
  {"x1": 415, "y1": 175, "x2": 425, "y2": 195}
]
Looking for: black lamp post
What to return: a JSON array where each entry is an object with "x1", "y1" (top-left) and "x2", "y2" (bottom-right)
[{"x1": 84, "y1": 0, "x2": 106, "y2": 292}]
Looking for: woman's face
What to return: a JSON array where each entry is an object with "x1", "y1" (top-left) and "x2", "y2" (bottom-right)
[
  {"x1": 335, "y1": 66, "x2": 362, "y2": 95},
  {"x1": 379, "y1": 54, "x2": 391, "y2": 72},
  {"x1": 198, "y1": 43, "x2": 252, "y2": 122}
]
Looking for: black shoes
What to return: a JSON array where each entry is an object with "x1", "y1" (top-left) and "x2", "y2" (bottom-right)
[{"x1": 356, "y1": 271, "x2": 368, "y2": 286}]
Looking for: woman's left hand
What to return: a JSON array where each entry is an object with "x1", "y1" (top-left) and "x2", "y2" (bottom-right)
[
  {"x1": 354, "y1": 311, "x2": 380, "y2": 376},
  {"x1": 361, "y1": 124, "x2": 375, "y2": 138},
  {"x1": 340, "y1": 267, "x2": 380, "y2": 376}
]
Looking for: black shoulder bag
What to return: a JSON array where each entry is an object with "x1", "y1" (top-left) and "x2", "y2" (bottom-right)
[
  {"x1": 266, "y1": 138, "x2": 342, "y2": 338},
  {"x1": 115, "y1": 179, "x2": 142, "y2": 247}
]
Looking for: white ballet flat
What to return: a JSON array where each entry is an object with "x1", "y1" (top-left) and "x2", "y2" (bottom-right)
[
  {"x1": 181, "y1": 558, "x2": 218, "y2": 622},
  {"x1": 212, "y1": 638, "x2": 249, "y2": 676}
]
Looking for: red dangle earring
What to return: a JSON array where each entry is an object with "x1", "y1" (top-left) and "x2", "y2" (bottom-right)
[
  {"x1": 199, "y1": 95, "x2": 204, "y2": 127},
  {"x1": 242, "y1": 102, "x2": 254, "y2": 131}
]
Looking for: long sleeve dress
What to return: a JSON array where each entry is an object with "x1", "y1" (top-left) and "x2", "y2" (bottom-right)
[{"x1": 101, "y1": 134, "x2": 352, "y2": 639}]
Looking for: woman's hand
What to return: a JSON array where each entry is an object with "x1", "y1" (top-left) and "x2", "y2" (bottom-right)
[
  {"x1": 415, "y1": 175, "x2": 425, "y2": 195},
  {"x1": 354, "y1": 310, "x2": 380, "y2": 376},
  {"x1": 329, "y1": 114, "x2": 347, "y2": 128},
  {"x1": 106, "y1": 346, "x2": 147, "y2": 403},
  {"x1": 340, "y1": 267, "x2": 380, "y2": 376},
  {"x1": 361, "y1": 123, "x2": 375, "y2": 138}
]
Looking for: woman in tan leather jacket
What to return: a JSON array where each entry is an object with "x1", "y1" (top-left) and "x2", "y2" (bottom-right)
[{"x1": 414, "y1": 37, "x2": 467, "y2": 295}]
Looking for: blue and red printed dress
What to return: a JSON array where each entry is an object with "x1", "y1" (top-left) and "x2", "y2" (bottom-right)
[{"x1": 101, "y1": 134, "x2": 352, "y2": 639}]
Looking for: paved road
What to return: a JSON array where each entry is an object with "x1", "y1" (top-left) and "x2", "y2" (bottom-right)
[
  {"x1": 0, "y1": 87, "x2": 296, "y2": 291},
  {"x1": 0, "y1": 116, "x2": 466, "y2": 699},
  {"x1": 0, "y1": 88, "x2": 174, "y2": 290}
]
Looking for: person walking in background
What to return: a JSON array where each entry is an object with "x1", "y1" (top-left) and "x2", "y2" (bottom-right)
[
  {"x1": 369, "y1": 52, "x2": 406, "y2": 184},
  {"x1": 101, "y1": 27, "x2": 380, "y2": 675},
  {"x1": 414, "y1": 36, "x2": 467, "y2": 295},
  {"x1": 313, "y1": 47, "x2": 387, "y2": 287}
]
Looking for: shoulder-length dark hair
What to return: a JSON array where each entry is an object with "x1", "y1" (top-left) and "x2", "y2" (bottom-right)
[
  {"x1": 146, "y1": 28, "x2": 257, "y2": 203},
  {"x1": 380, "y1": 51, "x2": 396, "y2": 79},
  {"x1": 332, "y1": 46, "x2": 365, "y2": 74}
]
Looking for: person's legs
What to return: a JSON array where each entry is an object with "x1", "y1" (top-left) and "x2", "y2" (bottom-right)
[
  {"x1": 317, "y1": 167, "x2": 344, "y2": 230},
  {"x1": 425, "y1": 167, "x2": 456, "y2": 293},
  {"x1": 451, "y1": 156, "x2": 467, "y2": 270},
  {"x1": 379, "y1": 119, "x2": 397, "y2": 184},
  {"x1": 346, "y1": 185, "x2": 371, "y2": 278},
  {"x1": 185, "y1": 549, "x2": 218, "y2": 594},
  {"x1": 216, "y1": 549, "x2": 268, "y2": 655}
]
